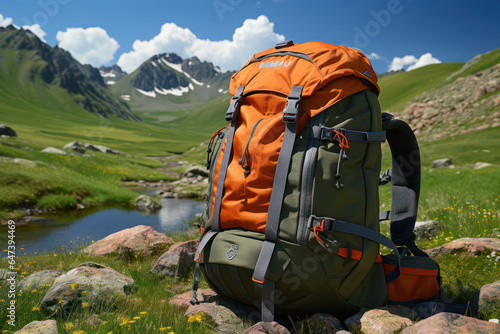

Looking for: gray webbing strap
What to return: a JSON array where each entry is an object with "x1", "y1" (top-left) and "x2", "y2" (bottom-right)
[
  {"x1": 308, "y1": 215, "x2": 401, "y2": 283},
  {"x1": 261, "y1": 280, "x2": 275, "y2": 322},
  {"x1": 252, "y1": 86, "x2": 303, "y2": 322},
  {"x1": 212, "y1": 85, "x2": 245, "y2": 232}
]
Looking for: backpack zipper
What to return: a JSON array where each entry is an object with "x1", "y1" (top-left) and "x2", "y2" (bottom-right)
[{"x1": 239, "y1": 118, "x2": 265, "y2": 176}]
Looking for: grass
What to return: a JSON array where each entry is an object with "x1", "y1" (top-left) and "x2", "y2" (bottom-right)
[
  {"x1": 0, "y1": 138, "x2": 176, "y2": 219},
  {"x1": 0, "y1": 237, "x2": 214, "y2": 334}
]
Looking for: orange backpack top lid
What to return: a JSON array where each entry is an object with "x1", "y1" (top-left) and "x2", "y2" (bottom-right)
[{"x1": 229, "y1": 41, "x2": 380, "y2": 118}]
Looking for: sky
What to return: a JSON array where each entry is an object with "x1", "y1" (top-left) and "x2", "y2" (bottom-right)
[{"x1": 0, "y1": 0, "x2": 499, "y2": 75}]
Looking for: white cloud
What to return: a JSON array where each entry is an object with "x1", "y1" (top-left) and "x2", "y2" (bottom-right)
[
  {"x1": 23, "y1": 24, "x2": 47, "y2": 42},
  {"x1": 56, "y1": 27, "x2": 119, "y2": 67},
  {"x1": 388, "y1": 55, "x2": 418, "y2": 71},
  {"x1": 407, "y1": 53, "x2": 441, "y2": 71},
  {"x1": 117, "y1": 15, "x2": 285, "y2": 73},
  {"x1": 367, "y1": 52, "x2": 381, "y2": 60},
  {"x1": 0, "y1": 13, "x2": 13, "y2": 27},
  {"x1": 389, "y1": 53, "x2": 442, "y2": 72}
]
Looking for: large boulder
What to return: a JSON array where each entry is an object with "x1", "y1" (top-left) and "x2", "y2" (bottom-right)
[
  {"x1": 151, "y1": 240, "x2": 199, "y2": 279},
  {"x1": 425, "y1": 238, "x2": 500, "y2": 257},
  {"x1": 134, "y1": 195, "x2": 162, "y2": 212},
  {"x1": 0, "y1": 124, "x2": 17, "y2": 137},
  {"x1": 13, "y1": 320, "x2": 58, "y2": 334},
  {"x1": 40, "y1": 262, "x2": 134, "y2": 318},
  {"x1": 41, "y1": 147, "x2": 67, "y2": 155},
  {"x1": 344, "y1": 306, "x2": 418, "y2": 334},
  {"x1": 18, "y1": 270, "x2": 65, "y2": 292},
  {"x1": 84, "y1": 225, "x2": 172, "y2": 258},
  {"x1": 400, "y1": 312, "x2": 499, "y2": 333}
]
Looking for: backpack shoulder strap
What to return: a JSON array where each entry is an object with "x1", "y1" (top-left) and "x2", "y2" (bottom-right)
[{"x1": 382, "y1": 113, "x2": 426, "y2": 256}]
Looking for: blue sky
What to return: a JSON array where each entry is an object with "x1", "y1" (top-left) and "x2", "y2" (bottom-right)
[{"x1": 1, "y1": 0, "x2": 499, "y2": 74}]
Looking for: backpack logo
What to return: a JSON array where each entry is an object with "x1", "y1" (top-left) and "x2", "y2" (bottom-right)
[
  {"x1": 259, "y1": 60, "x2": 292, "y2": 70},
  {"x1": 226, "y1": 244, "x2": 239, "y2": 260}
]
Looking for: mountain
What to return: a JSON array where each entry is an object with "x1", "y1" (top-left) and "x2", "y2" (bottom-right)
[
  {"x1": 378, "y1": 68, "x2": 405, "y2": 78},
  {"x1": 99, "y1": 65, "x2": 127, "y2": 86},
  {"x1": 110, "y1": 52, "x2": 233, "y2": 112},
  {"x1": 0, "y1": 25, "x2": 139, "y2": 121}
]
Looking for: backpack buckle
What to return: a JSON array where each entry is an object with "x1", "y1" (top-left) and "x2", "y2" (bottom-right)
[
  {"x1": 282, "y1": 86, "x2": 303, "y2": 123},
  {"x1": 307, "y1": 215, "x2": 336, "y2": 232},
  {"x1": 226, "y1": 85, "x2": 245, "y2": 122}
]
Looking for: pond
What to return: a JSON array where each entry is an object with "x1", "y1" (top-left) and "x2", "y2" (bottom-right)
[{"x1": 0, "y1": 198, "x2": 206, "y2": 255}]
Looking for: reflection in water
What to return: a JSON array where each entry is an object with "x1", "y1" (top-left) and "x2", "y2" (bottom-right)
[
  {"x1": 0, "y1": 198, "x2": 206, "y2": 255},
  {"x1": 158, "y1": 198, "x2": 206, "y2": 231}
]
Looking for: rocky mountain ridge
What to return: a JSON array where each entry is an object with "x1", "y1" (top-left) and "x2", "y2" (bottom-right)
[
  {"x1": 99, "y1": 64, "x2": 127, "y2": 86},
  {"x1": 0, "y1": 25, "x2": 139, "y2": 121},
  {"x1": 396, "y1": 63, "x2": 500, "y2": 140}
]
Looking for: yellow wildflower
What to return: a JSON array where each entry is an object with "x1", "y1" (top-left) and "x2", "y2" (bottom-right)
[
  {"x1": 82, "y1": 302, "x2": 89, "y2": 308},
  {"x1": 64, "y1": 322, "x2": 74, "y2": 330},
  {"x1": 133, "y1": 317, "x2": 140, "y2": 320},
  {"x1": 32, "y1": 307, "x2": 40, "y2": 311},
  {"x1": 70, "y1": 283, "x2": 79, "y2": 291},
  {"x1": 139, "y1": 311, "x2": 147, "y2": 315}
]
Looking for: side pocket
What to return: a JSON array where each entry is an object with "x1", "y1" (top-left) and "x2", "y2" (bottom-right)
[{"x1": 201, "y1": 127, "x2": 227, "y2": 235}]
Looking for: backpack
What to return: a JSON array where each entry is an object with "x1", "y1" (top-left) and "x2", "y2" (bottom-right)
[{"x1": 190, "y1": 41, "x2": 454, "y2": 321}]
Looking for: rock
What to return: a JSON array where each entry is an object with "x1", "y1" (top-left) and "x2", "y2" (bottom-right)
[
  {"x1": 41, "y1": 147, "x2": 67, "y2": 155},
  {"x1": 85, "y1": 314, "x2": 103, "y2": 326},
  {"x1": 18, "y1": 270, "x2": 65, "y2": 292},
  {"x1": 344, "y1": 306, "x2": 417, "y2": 334},
  {"x1": 474, "y1": 162, "x2": 498, "y2": 170},
  {"x1": 471, "y1": 280, "x2": 500, "y2": 316},
  {"x1": 414, "y1": 220, "x2": 441, "y2": 240},
  {"x1": 169, "y1": 288, "x2": 218, "y2": 308},
  {"x1": 242, "y1": 321, "x2": 291, "y2": 334},
  {"x1": 422, "y1": 107, "x2": 439, "y2": 120},
  {"x1": 83, "y1": 143, "x2": 119, "y2": 155},
  {"x1": 300, "y1": 313, "x2": 346, "y2": 333},
  {"x1": 84, "y1": 225, "x2": 172, "y2": 258},
  {"x1": 431, "y1": 158, "x2": 452, "y2": 168},
  {"x1": 0, "y1": 124, "x2": 17, "y2": 137},
  {"x1": 183, "y1": 290, "x2": 257, "y2": 334},
  {"x1": 13, "y1": 158, "x2": 40, "y2": 167},
  {"x1": 0, "y1": 268, "x2": 16, "y2": 281},
  {"x1": 154, "y1": 189, "x2": 176, "y2": 198},
  {"x1": 13, "y1": 320, "x2": 58, "y2": 334},
  {"x1": 151, "y1": 240, "x2": 199, "y2": 279},
  {"x1": 425, "y1": 238, "x2": 500, "y2": 257},
  {"x1": 134, "y1": 194, "x2": 162, "y2": 212},
  {"x1": 40, "y1": 262, "x2": 134, "y2": 318},
  {"x1": 76, "y1": 203, "x2": 85, "y2": 210},
  {"x1": 182, "y1": 165, "x2": 209, "y2": 178},
  {"x1": 63, "y1": 141, "x2": 86, "y2": 154},
  {"x1": 400, "y1": 312, "x2": 499, "y2": 333},
  {"x1": 16, "y1": 216, "x2": 55, "y2": 225}
]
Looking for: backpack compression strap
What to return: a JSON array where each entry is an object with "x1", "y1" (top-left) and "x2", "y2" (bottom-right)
[
  {"x1": 252, "y1": 86, "x2": 304, "y2": 322},
  {"x1": 382, "y1": 113, "x2": 426, "y2": 256}
]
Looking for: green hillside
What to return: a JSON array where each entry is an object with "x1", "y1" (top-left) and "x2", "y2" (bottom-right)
[
  {"x1": 378, "y1": 47, "x2": 500, "y2": 113},
  {"x1": 377, "y1": 62, "x2": 463, "y2": 112}
]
